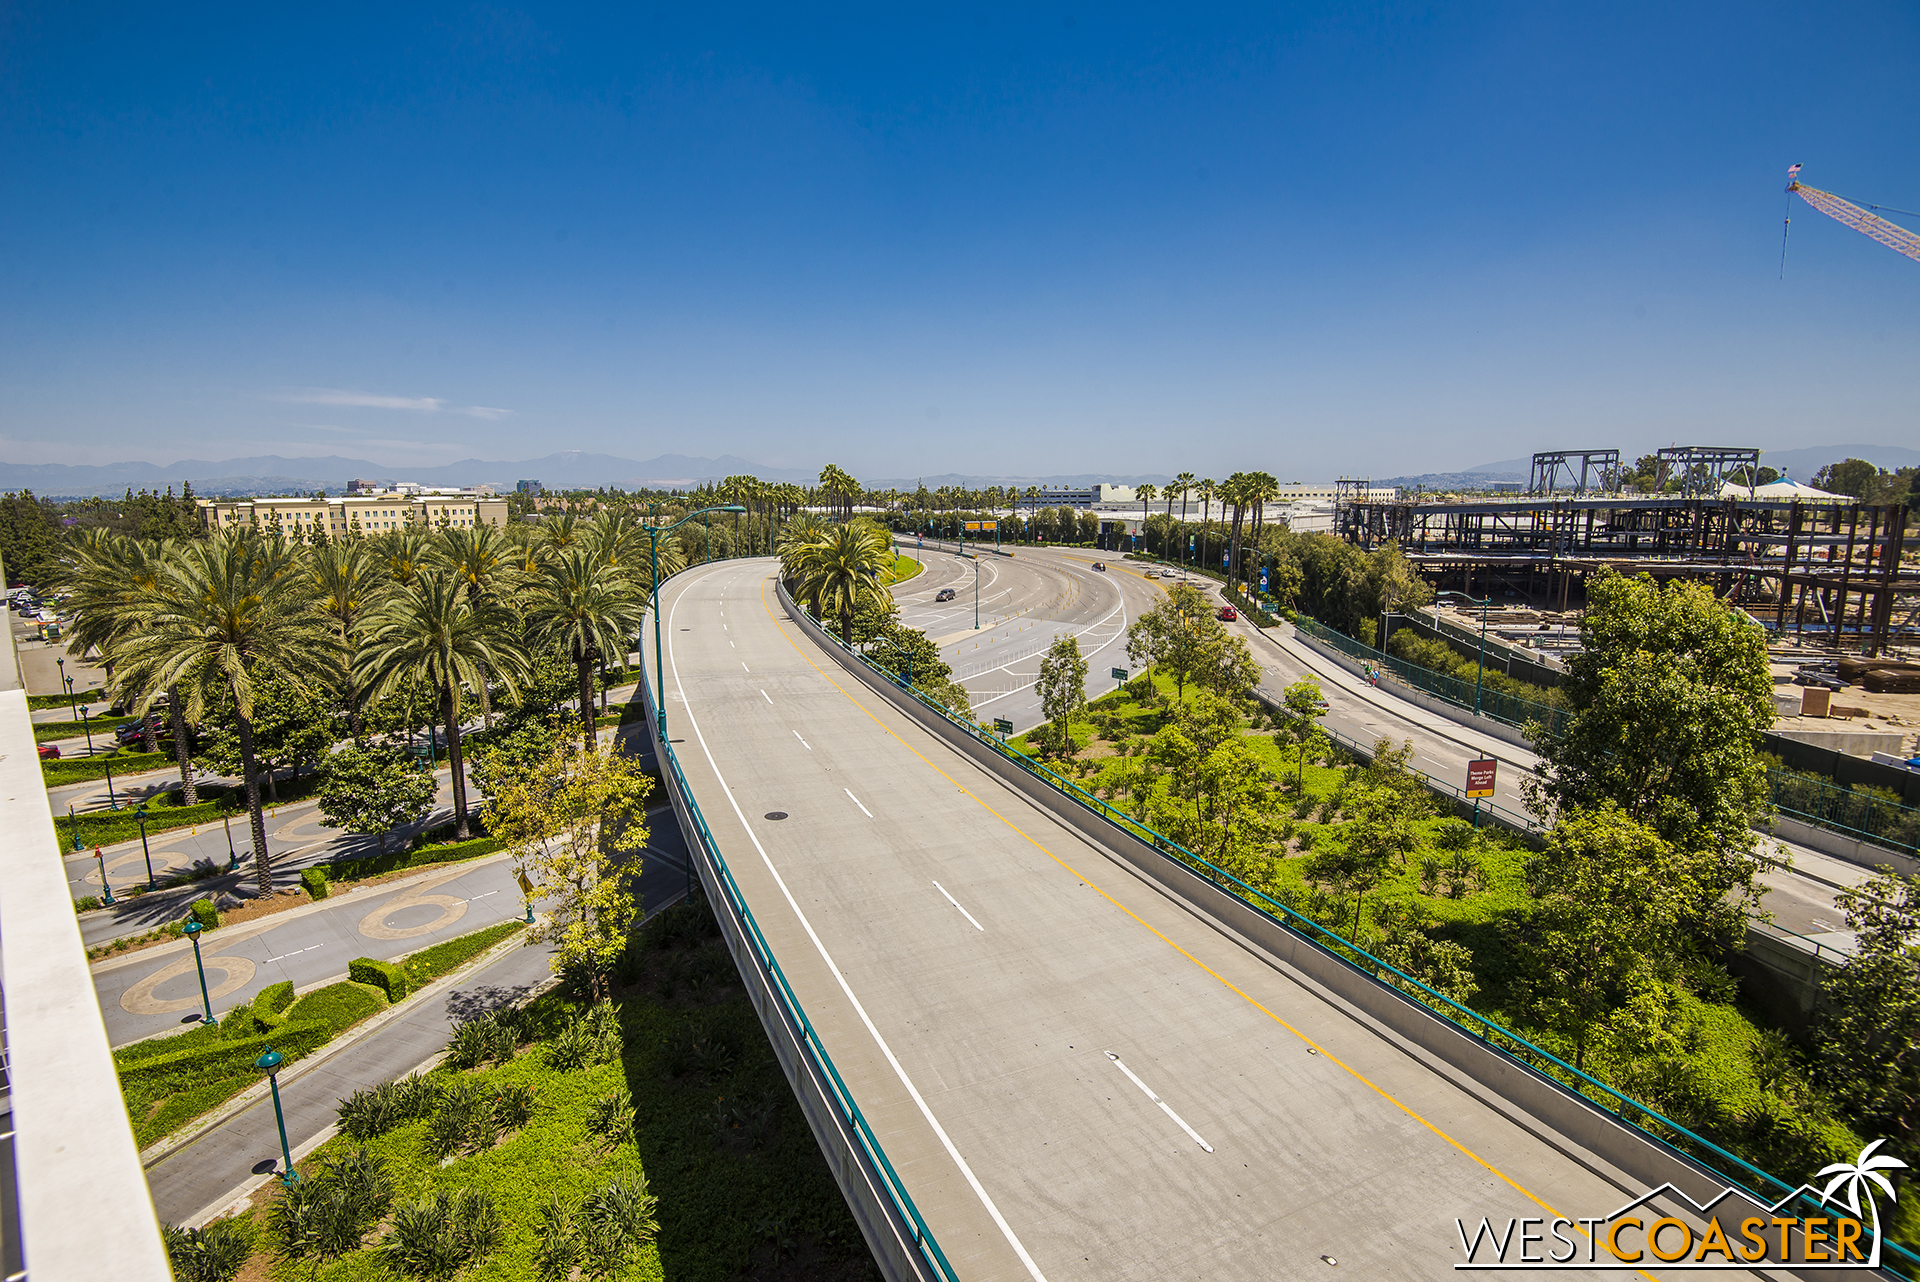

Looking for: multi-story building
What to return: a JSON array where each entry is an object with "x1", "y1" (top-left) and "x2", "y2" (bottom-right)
[{"x1": 197, "y1": 489, "x2": 509, "y2": 537}]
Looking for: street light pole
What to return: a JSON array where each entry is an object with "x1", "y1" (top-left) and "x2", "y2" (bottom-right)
[
  {"x1": 135, "y1": 806, "x2": 155, "y2": 889},
  {"x1": 95, "y1": 844, "x2": 115, "y2": 905},
  {"x1": 183, "y1": 920, "x2": 217, "y2": 1026},
  {"x1": 255, "y1": 1048, "x2": 300, "y2": 1185},
  {"x1": 79, "y1": 702, "x2": 96, "y2": 754},
  {"x1": 1439, "y1": 591, "x2": 1493, "y2": 718}
]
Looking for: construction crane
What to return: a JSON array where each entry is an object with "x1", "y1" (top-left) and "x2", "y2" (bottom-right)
[{"x1": 1784, "y1": 164, "x2": 1920, "y2": 264}]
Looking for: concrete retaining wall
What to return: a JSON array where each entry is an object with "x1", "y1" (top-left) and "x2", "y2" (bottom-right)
[
  {"x1": 641, "y1": 678, "x2": 943, "y2": 1282},
  {"x1": 782, "y1": 582, "x2": 1803, "y2": 1224}
]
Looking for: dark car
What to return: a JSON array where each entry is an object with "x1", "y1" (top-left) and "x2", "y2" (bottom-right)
[
  {"x1": 1217, "y1": 605, "x2": 1238, "y2": 621},
  {"x1": 1091, "y1": 562, "x2": 1106, "y2": 571},
  {"x1": 115, "y1": 716, "x2": 167, "y2": 747},
  {"x1": 935, "y1": 587, "x2": 957, "y2": 602}
]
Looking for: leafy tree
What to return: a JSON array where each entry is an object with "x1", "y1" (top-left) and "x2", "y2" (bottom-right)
[
  {"x1": 317, "y1": 744, "x2": 437, "y2": 854},
  {"x1": 1812, "y1": 870, "x2": 1920, "y2": 1145},
  {"x1": 1506, "y1": 804, "x2": 1690, "y2": 1073},
  {"x1": 1127, "y1": 583, "x2": 1235, "y2": 702},
  {"x1": 1146, "y1": 691, "x2": 1279, "y2": 870},
  {"x1": 1373, "y1": 900, "x2": 1478, "y2": 1007},
  {"x1": 196, "y1": 672, "x2": 337, "y2": 802},
  {"x1": 1528, "y1": 569, "x2": 1773, "y2": 948},
  {"x1": 1811, "y1": 458, "x2": 1879, "y2": 498},
  {"x1": 1275, "y1": 675, "x2": 1328, "y2": 789},
  {"x1": 861, "y1": 614, "x2": 972, "y2": 719},
  {"x1": 0, "y1": 489, "x2": 66, "y2": 587},
  {"x1": 467, "y1": 719, "x2": 565, "y2": 801},
  {"x1": 482, "y1": 737, "x2": 654, "y2": 1003},
  {"x1": 112, "y1": 531, "x2": 341, "y2": 893},
  {"x1": 1307, "y1": 778, "x2": 1422, "y2": 941},
  {"x1": 1035, "y1": 633, "x2": 1088, "y2": 756}
]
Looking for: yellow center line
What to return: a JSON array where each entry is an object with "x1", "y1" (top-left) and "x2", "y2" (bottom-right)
[{"x1": 754, "y1": 575, "x2": 1651, "y2": 1275}]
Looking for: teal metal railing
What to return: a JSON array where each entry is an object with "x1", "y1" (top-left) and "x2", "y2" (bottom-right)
[
  {"x1": 1768, "y1": 767, "x2": 1920, "y2": 857},
  {"x1": 1293, "y1": 615, "x2": 1571, "y2": 739},
  {"x1": 790, "y1": 594, "x2": 1917, "y2": 1277},
  {"x1": 639, "y1": 614, "x2": 960, "y2": 1282}
]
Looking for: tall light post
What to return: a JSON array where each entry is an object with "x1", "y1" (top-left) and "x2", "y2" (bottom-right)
[
  {"x1": 58, "y1": 657, "x2": 75, "y2": 720},
  {"x1": 640, "y1": 504, "x2": 746, "y2": 740},
  {"x1": 77, "y1": 700, "x2": 96, "y2": 755},
  {"x1": 256, "y1": 1048, "x2": 300, "y2": 1185},
  {"x1": 134, "y1": 805, "x2": 156, "y2": 890},
  {"x1": 1438, "y1": 591, "x2": 1494, "y2": 718},
  {"x1": 95, "y1": 844, "x2": 115, "y2": 905},
  {"x1": 182, "y1": 920, "x2": 217, "y2": 1027}
]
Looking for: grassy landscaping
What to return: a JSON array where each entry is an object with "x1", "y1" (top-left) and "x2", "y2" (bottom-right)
[
  {"x1": 33, "y1": 712, "x2": 135, "y2": 741},
  {"x1": 42, "y1": 746, "x2": 172, "y2": 787},
  {"x1": 880, "y1": 553, "x2": 922, "y2": 586},
  {"x1": 189, "y1": 896, "x2": 876, "y2": 1280},
  {"x1": 113, "y1": 920, "x2": 530, "y2": 1152}
]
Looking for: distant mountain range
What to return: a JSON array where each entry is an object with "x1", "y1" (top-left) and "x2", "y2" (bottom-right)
[{"x1": 0, "y1": 452, "x2": 819, "y2": 498}]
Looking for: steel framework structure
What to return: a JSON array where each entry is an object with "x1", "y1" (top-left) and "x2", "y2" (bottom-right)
[
  {"x1": 1529, "y1": 449, "x2": 1620, "y2": 497},
  {"x1": 1654, "y1": 446, "x2": 1762, "y2": 497},
  {"x1": 1338, "y1": 495, "x2": 1916, "y2": 655}
]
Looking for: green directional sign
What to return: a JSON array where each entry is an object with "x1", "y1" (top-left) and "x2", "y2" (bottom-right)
[
  {"x1": 993, "y1": 718, "x2": 1014, "y2": 736},
  {"x1": 1111, "y1": 668, "x2": 1128, "y2": 682}
]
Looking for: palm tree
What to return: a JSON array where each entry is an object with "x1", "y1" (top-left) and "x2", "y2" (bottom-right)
[
  {"x1": 113, "y1": 531, "x2": 341, "y2": 893},
  {"x1": 523, "y1": 548, "x2": 651, "y2": 752},
  {"x1": 355, "y1": 572, "x2": 530, "y2": 840},
  {"x1": 1137, "y1": 483, "x2": 1159, "y2": 556},
  {"x1": 60, "y1": 530, "x2": 194, "y2": 793},
  {"x1": 1174, "y1": 472, "x2": 1196, "y2": 570},
  {"x1": 310, "y1": 540, "x2": 382, "y2": 737},
  {"x1": 789, "y1": 521, "x2": 893, "y2": 643},
  {"x1": 1197, "y1": 479, "x2": 1216, "y2": 567},
  {"x1": 436, "y1": 524, "x2": 516, "y2": 727}
]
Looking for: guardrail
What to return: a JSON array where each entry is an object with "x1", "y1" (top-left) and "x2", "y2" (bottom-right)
[
  {"x1": 1769, "y1": 767, "x2": 1920, "y2": 857},
  {"x1": 781, "y1": 584, "x2": 1918, "y2": 1277},
  {"x1": 636, "y1": 623, "x2": 958, "y2": 1282}
]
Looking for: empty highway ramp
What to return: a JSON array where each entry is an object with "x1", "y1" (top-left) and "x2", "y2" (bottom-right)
[{"x1": 656, "y1": 558, "x2": 1771, "y2": 1281}]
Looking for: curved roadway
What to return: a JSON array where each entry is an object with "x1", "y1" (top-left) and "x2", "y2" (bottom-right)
[{"x1": 660, "y1": 555, "x2": 1769, "y2": 1282}]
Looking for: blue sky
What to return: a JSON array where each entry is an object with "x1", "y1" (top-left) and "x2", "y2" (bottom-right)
[{"x1": 1, "y1": 2, "x2": 1914, "y2": 480}]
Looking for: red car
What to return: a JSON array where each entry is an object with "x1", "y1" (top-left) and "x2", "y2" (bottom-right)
[
  {"x1": 38, "y1": 743, "x2": 60, "y2": 760},
  {"x1": 1216, "y1": 606, "x2": 1238, "y2": 621}
]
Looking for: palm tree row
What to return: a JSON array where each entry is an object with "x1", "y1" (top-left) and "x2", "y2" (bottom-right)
[{"x1": 60, "y1": 515, "x2": 684, "y2": 894}]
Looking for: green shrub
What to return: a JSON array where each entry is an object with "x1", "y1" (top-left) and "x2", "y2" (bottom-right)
[
  {"x1": 379, "y1": 1189, "x2": 502, "y2": 1278},
  {"x1": 349, "y1": 956, "x2": 411, "y2": 1003},
  {"x1": 73, "y1": 895, "x2": 102, "y2": 913},
  {"x1": 286, "y1": 981, "x2": 387, "y2": 1037},
  {"x1": 162, "y1": 1217, "x2": 254, "y2": 1282},
  {"x1": 258, "y1": 979, "x2": 296, "y2": 1016},
  {"x1": 190, "y1": 897, "x2": 219, "y2": 929},
  {"x1": 400, "y1": 920, "x2": 526, "y2": 987},
  {"x1": 116, "y1": 1020, "x2": 330, "y2": 1101},
  {"x1": 336, "y1": 1073, "x2": 442, "y2": 1141},
  {"x1": 300, "y1": 866, "x2": 329, "y2": 900}
]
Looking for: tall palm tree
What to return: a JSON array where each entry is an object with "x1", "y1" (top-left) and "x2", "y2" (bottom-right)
[
  {"x1": 373, "y1": 527, "x2": 434, "y2": 587},
  {"x1": 60, "y1": 530, "x2": 190, "y2": 788},
  {"x1": 436, "y1": 524, "x2": 517, "y2": 727},
  {"x1": 790, "y1": 521, "x2": 894, "y2": 644},
  {"x1": 355, "y1": 572, "x2": 530, "y2": 840},
  {"x1": 523, "y1": 548, "x2": 651, "y2": 751},
  {"x1": 1174, "y1": 472, "x2": 1196, "y2": 569},
  {"x1": 309, "y1": 540, "x2": 382, "y2": 737},
  {"x1": 1196, "y1": 478, "x2": 1218, "y2": 572},
  {"x1": 113, "y1": 531, "x2": 341, "y2": 892},
  {"x1": 1137, "y1": 483, "x2": 1159, "y2": 556}
]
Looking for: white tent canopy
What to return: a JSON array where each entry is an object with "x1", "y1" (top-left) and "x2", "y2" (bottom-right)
[{"x1": 1719, "y1": 478, "x2": 1846, "y2": 500}]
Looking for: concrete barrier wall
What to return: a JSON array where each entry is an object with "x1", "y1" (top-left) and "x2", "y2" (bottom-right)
[
  {"x1": 1770, "y1": 813, "x2": 1917, "y2": 875},
  {"x1": 782, "y1": 583, "x2": 1800, "y2": 1221},
  {"x1": 641, "y1": 678, "x2": 943, "y2": 1282}
]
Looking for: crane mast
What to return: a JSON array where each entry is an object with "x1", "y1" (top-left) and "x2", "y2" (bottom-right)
[{"x1": 1786, "y1": 168, "x2": 1920, "y2": 264}]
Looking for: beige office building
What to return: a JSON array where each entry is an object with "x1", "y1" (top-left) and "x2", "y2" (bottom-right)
[{"x1": 197, "y1": 490, "x2": 509, "y2": 538}]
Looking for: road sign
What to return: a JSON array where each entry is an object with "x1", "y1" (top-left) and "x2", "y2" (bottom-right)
[
  {"x1": 515, "y1": 869, "x2": 535, "y2": 897},
  {"x1": 1466, "y1": 758, "x2": 1498, "y2": 798},
  {"x1": 1111, "y1": 668, "x2": 1128, "y2": 682},
  {"x1": 965, "y1": 521, "x2": 992, "y2": 531},
  {"x1": 993, "y1": 718, "x2": 1014, "y2": 735}
]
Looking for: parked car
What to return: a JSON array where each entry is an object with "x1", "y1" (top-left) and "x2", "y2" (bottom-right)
[
  {"x1": 1217, "y1": 606, "x2": 1239, "y2": 621},
  {"x1": 37, "y1": 744, "x2": 59, "y2": 760},
  {"x1": 115, "y1": 716, "x2": 167, "y2": 747},
  {"x1": 935, "y1": 587, "x2": 957, "y2": 602},
  {"x1": 1091, "y1": 562, "x2": 1106, "y2": 571}
]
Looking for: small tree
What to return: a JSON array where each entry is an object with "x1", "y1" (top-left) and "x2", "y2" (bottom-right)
[
  {"x1": 1276, "y1": 675, "x2": 1328, "y2": 789},
  {"x1": 316, "y1": 744, "x2": 437, "y2": 855},
  {"x1": 483, "y1": 738, "x2": 655, "y2": 1003},
  {"x1": 196, "y1": 672, "x2": 338, "y2": 803},
  {"x1": 1035, "y1": 633, "x2": 1088, "y2": 757},
  {"x1": 1306, "y1": 779, "x2": 1420, "y2": 940},
  {"x1": 1812, "y1": 870, "x2": 1920, "y2": 1144},
  {"x1": 1506, "y1": 803, "x2": 1690, "y2": 1072}
]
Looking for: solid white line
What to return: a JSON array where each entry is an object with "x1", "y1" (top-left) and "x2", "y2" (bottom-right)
[
  {"x1": 1105, "y1": 1051, "x2": 1215, "y2": 1153},
  {"x1": 669, "y1": 572, "x2": 1050, "y2": 1282},
  {"x1": 931, "y1": 880, "x2": 985, "y2": 931},
  {"x1": 844, "y1": 788, "x2": 874, "y2": 818},
  {"x1": 793, "y1": 730, "x2": 812, "y2": 750},
  {"x1": 761, "y1": 689, "x2": 774, "y2": 705},
  {"x1": 742, "y1": 661, "x2": 751, "y2": 672}
]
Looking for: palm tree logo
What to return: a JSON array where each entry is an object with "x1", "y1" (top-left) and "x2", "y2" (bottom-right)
[{"x1": 1815, "y1": 1139, "x2": 1907, "y2": 1265}]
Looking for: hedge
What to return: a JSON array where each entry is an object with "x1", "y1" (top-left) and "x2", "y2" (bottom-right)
[
  {"x1": 325, "y1": 834, "x2": 505, "y2": 884},
  {"x1": 400, "y1": 920, "x2": 528, "y2": 988},
  {"x1": 285, "y1": 981, "x2": 387, "y2": 1038},
  {"x1": 33, "y1": 714, "x2": 135, "y2": 742},
  {"x1": 43, "y1": 749, "x2": 171, "y2": 788},
  {"x1": 220, "y1": 980, "x2": 298, "y2": 1039},
  {"x1": 116, "y1": 1019, "x2": 330, "y2": 1101},
  {"x1": 300, "y1": 866, "x2": 329, "y2": 900},
  {"x1": 349, "y1": 956, "x2": 411, "y2": 1003}
]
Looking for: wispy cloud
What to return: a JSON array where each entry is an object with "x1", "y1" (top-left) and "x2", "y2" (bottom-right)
[{"x1": 276, "y1": 388, "x2": 512, "y2": 419}]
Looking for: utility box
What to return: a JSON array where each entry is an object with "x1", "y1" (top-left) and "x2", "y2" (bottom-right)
[{"x1": 1800, "y1": 687, "x2": 1832, "y2": 718}]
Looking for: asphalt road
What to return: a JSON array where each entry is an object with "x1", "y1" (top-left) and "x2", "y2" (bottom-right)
[{"x1": 657, "y1": 556, "x2": 1770, "y2": 1282}]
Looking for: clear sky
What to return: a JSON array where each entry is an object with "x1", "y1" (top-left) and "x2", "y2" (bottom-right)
[{"x1": 2, "y1": 2, "x2": 1914, "y2": 480}]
